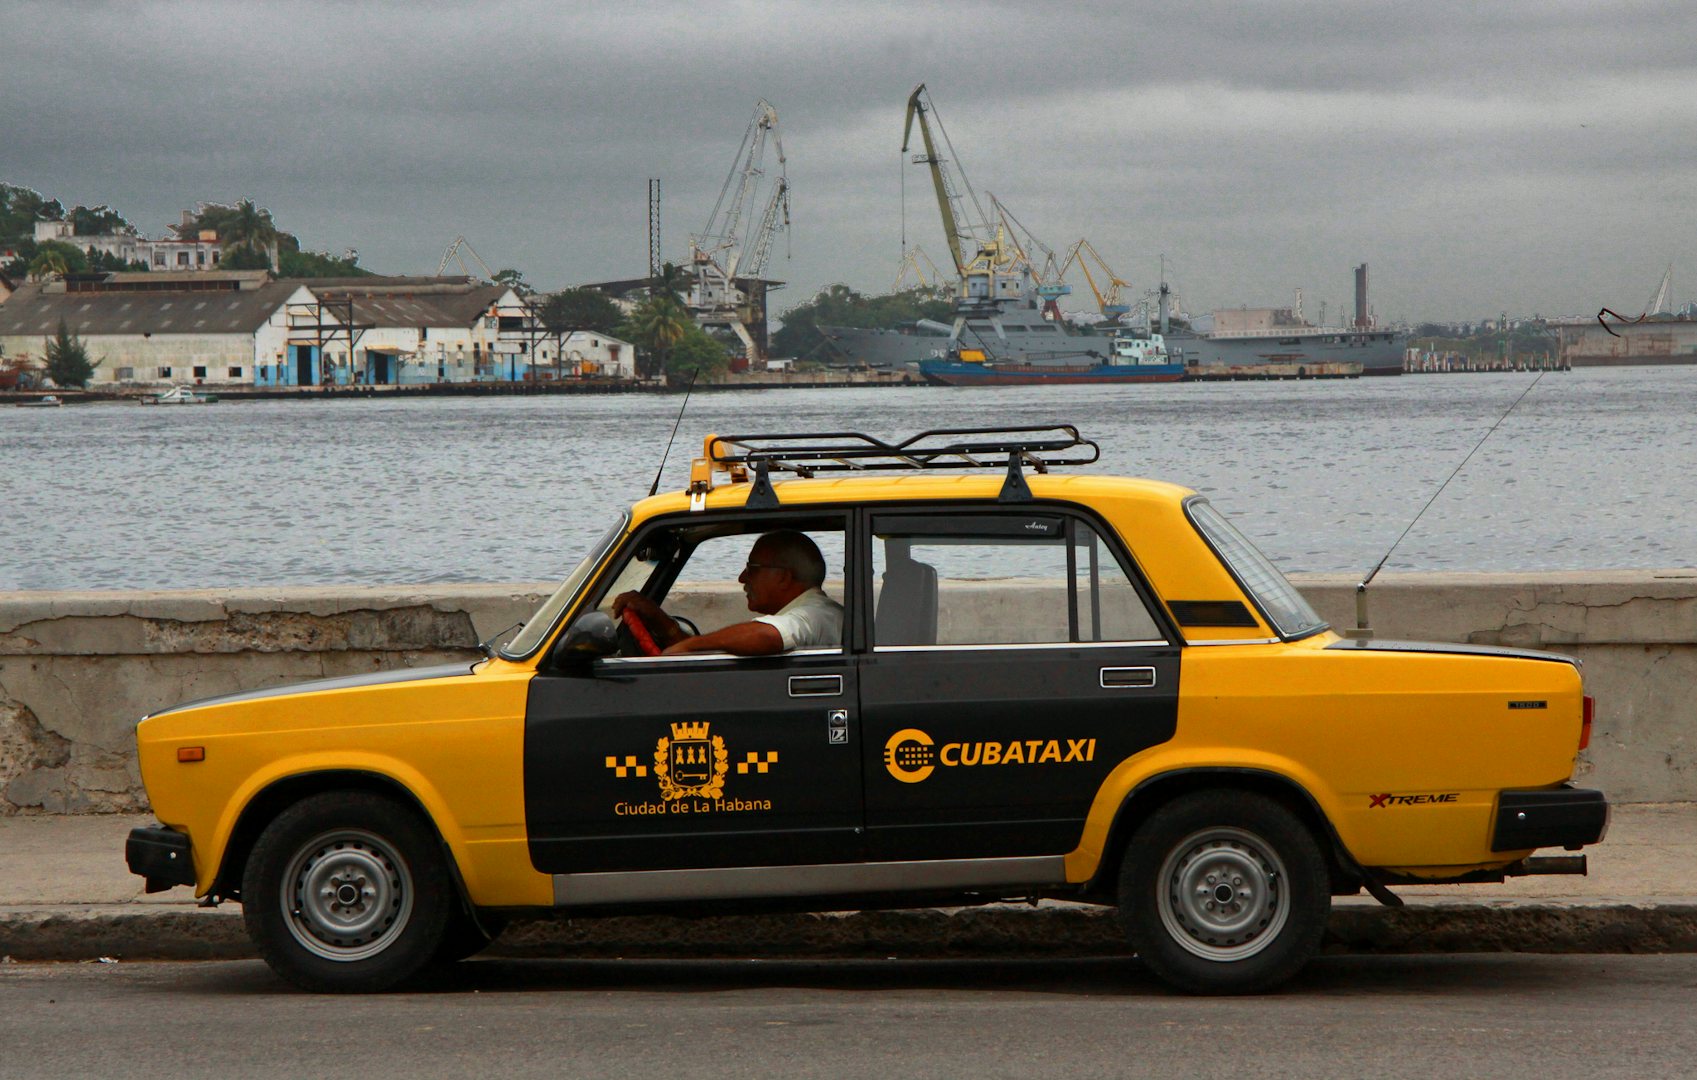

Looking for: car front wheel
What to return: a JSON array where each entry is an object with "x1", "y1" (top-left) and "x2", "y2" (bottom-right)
[
  {"x1": 242, "y1": 791, "x2": 454, "y2": 993},
  {"x1": 1118, "y1": 790, "x2": 1330, "y2": 994}
]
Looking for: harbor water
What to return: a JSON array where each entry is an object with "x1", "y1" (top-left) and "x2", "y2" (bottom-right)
[{"x1": 5, "y1": 366, "x2": 1695, "y2": 592}]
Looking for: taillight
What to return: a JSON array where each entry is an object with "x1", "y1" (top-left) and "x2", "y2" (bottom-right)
[{"x1": 1579, "y1": 695, "x2": 1595, "y2": 751}]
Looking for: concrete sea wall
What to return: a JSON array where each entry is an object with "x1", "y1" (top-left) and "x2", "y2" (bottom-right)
[{"x1": 0, "y1": 572, "x2": 1691, "y2": 814}]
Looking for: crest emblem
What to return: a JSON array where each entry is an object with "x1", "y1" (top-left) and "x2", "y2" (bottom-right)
[{"x1": 654, "y1": 721, "x2": 728, "y2": 801}]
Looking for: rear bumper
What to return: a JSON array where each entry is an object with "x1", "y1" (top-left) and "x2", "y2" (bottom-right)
[
  {"x1": 1491, "y1": 787, "x2": 1610, "y2": 852},
  {"x1": 125, "y1": 825, "x2": 197, "y2": 893}
]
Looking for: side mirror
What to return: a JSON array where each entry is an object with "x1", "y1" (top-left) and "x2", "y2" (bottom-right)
[{"x1": 556, "y1": 611, "x2": 619, "y2": 661}]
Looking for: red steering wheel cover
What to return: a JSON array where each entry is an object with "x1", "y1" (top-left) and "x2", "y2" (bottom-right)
[{"x1": 620, "y1": 608, "x2": 662, "y2": 656}]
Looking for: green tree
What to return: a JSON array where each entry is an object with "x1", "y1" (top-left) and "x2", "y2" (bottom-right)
[
  {"x1": 537, "y1": 288, "x2": 622, "y2": 336},
  {"x1": 220, "y1": 246, "x2": 272, "y2": 271},
  {"x1": 665, "y1": 325, "x2": 731, "y2": 380},
  {"x1": 26, "y1": 240, "x2": 88, "y2": 280},
  {"x1": 0, "y1": 185, "x2": 64, "y2": 239},
  {"x1": 771, "y1": 284, "x2": 953, "y2": 360},
  {"x1": 177, "y1": 200, "x2": 297, "y2": 265},
  {"x1": 277, "y1": 248, "x2": 373, "y2": 278},
  {"x1": 43, "y1": 320, "x2": 98, "y2": 388},
  {"x1": 220, "y1": 198, "x2": 279, "y2": 269},
  {"x1": 621, "y1": 296, "x2": 691, "y2": 378},
  {"x1": 492, "y1": 268, "x2": 532, "y2": 296},
  {"x1": 85, "y1": 248, "x2": 147, "y2": 272},
  {"x1": 648, "y1": 261, "x2": 690, "y2": 304},
  {"x1": 67, "y1": 204, "x2": 134, "y2": 235},
  {"x1": 536, "y1": 288, "x2": 624, "y2": 378}
]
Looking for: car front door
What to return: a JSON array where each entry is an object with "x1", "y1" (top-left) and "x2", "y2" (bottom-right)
[
  {"x1": 857, "y1": 509, "x2": 1181, "y2": 862},
  {"x1": 523, "y1": 516, "x2": 865, "y2": 888}
]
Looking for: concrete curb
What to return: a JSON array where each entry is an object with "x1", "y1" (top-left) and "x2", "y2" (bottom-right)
[{"x1": 6, "y1": 904, "x2": 1696, "y2": 964}]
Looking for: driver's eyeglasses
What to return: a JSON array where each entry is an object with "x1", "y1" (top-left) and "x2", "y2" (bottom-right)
[{"x1": 742, "y1": 561, "x2": 787, "y2": 574}]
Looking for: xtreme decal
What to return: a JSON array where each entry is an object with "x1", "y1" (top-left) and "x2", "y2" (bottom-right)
[
  {"x1": 1368, "y1": 792, "x2": 1460, "y2": 807},
  {"x1": 604, "y1": 721, "x2": 777, "y2": 815},
  {"x1": 883, "y1": 728, "x2": 1097, "y2": 784}
]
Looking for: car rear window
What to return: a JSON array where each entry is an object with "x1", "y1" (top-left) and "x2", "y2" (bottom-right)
[{"x1": 1185, "y1": 499, "x2": 1326, "y2": 640}]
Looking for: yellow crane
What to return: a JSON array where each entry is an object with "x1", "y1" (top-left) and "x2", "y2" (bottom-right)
[{"x1": 1060, "y1": 239, "x2": 1133, "y2": 320}]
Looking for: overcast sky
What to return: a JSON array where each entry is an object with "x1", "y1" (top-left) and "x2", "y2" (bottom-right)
[{"x1": 6, "y1": 0, "x2": 1696, "y2": 323}]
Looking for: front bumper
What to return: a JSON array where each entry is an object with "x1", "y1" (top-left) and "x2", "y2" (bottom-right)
[
  {"x1": 1491, "y1": 787, "x2": 1610, "y2": 852},
  {"x1": 125, "y1": 825, "x2": 197, "y2": 893}
]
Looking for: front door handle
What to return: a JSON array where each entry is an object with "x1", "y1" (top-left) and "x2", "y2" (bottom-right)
[
  {"x1": 1100, "y1": 666, "x2": 1157, "y2": 689},
  {"x1": 789, "y1": 674, "x2": 843, "y2": 697}
]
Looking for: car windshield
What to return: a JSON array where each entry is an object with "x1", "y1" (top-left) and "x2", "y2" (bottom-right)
[
  {"x1": 1186, "y1": 499, "x2": 1327, "y2": 639},
  {"x1": 500, "y1": 514, "x2": 629, "y2": 659}
]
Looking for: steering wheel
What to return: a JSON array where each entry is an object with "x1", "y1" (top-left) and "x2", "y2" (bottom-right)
[
  {"x1": 673, "y1": 615, "x2": 700, "y2": 638},
  {"x1": 619, "y1": 609, "x2": 662, "y2": 656}
]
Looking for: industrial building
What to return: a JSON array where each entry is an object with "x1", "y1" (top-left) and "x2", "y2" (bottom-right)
[{"x1": 0, "y1": 270, "x2": 634, "y2": 389}]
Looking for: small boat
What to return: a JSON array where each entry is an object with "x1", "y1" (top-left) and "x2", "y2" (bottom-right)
[
  {"x1": 14, "y1": 394, "x2": 63, "y2": 408},
  {"x1": 920, "y1": 333, "x2": 1185, "y2": 386},
  {"x1": 141, "y1": 385, "x2": 217, "y2": 405}
]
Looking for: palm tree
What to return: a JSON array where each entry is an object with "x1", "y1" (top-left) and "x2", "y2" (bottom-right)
[
  {"x1": 221, "y1": 199, "x2": 280, "y2": 271},
  {"x1": 628, "y1": 297, "x2": 691, "y2": 378},
  {"x1": 648, "y1": 261, "x2": 691, "y2": 305},
  {"x1": 27, "y1": 249, "x2": 69, "y2": 281}
]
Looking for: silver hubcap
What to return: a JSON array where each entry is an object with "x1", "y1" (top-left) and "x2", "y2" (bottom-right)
[
  {"x1": 1157, "y1": 826, "x2": 1288, "y2": 962},
  {"x1": 280, "y1": 828, "x2": 413, "y2": 962}
]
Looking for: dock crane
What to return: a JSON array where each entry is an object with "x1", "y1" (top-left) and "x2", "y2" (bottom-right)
[
  {"x1": 892, "y1": 246, "x2": 946, "y2": 291},
  {"x1": 1060, "y1": 239, "x2": 1133, "y2": 321},
  {"x1": 436, "y1": 235, "x2": 496, "y2": 281},
  {"x1": 688, "y1": 99, "x2": 790, "y2": 360},
  {"x1": 990, "y1": 193, "x2": 1070, "y2": 320},
  {"x1": 903, "y1": 84, "x2": 1024, "y2": 326}
]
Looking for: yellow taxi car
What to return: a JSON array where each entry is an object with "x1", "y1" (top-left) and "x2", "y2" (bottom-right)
[{"x1": 126, "y1": 426, "x2": 1608, "y2": 994}]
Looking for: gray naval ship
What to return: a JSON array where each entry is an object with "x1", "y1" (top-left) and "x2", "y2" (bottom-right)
[{"x1": 823, "y1": 266, "x2": 1406, "y2": 376}]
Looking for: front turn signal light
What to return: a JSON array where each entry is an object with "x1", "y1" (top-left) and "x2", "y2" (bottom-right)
[{"x1": 177, "y1": 746, "x2": 205, "y2": 763}]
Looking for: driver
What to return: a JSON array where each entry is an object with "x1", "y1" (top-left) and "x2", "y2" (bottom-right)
[{"x1": 612, "y1": 530, "x2": 843, "y2": 656}]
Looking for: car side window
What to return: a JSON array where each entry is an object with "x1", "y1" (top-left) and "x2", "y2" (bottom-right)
[
  {"x1": 650, "y1": 530, "x2": 847, "y2": 646},
  {"x1": 871, "y1": 514, "x2": 1162, "y2": 647},
  {"x1": 589, "y1": 518, "x2": 848, "y2": 653}
]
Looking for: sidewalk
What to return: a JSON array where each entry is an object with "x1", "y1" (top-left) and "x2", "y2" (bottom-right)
[{"x1": 2, "y1": 806, "x2": 1694, "y2": 963}]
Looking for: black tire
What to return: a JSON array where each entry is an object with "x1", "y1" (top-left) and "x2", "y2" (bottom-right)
[
  {"x1": 1118, "y1": 790, "x2": 1330, "y2": 995},
  {"x1": 242, "y1": 791, "x2": 454, "y2": 993},
  {"x1": 433, "y1": 905, "x2": 507, "y2": 965}
]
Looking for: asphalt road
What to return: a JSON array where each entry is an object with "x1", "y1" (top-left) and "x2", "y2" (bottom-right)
[{"x1": 2, "y1": 955, "x2": 1695, "y2": 1080}]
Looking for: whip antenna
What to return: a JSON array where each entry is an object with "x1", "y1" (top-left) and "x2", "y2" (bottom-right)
[
  {"x1": 1347, "y1": 370, "x2": 1548, "y2": 640},
  {"x1": 649, "y1": 367, "x2": 700, "y2": 497}
]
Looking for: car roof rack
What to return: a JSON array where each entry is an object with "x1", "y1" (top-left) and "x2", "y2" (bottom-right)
[{"x1": 686, "y1": 425, "x2": 1099, "y2": 510}]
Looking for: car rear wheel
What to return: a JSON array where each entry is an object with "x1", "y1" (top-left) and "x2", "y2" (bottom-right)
[
  {"x1": 242, "y1": 791, "x2": 453, "y2": 993},
  {"x1": 1118, "y1": 790, "x2": 1330, "y2": 994}
]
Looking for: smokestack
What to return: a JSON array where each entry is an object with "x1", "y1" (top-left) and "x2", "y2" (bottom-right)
[{"x1": 1354, "y1": 263, "x2": 1369, "y2": 329}]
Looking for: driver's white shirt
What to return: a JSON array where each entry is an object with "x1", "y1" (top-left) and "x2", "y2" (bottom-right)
[{"x1": 753, "y1": 587, "x2": 843, "y2": 650}]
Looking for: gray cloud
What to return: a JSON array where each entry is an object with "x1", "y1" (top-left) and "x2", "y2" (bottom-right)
[{"x1": 5, "y1": 0, "x2": 1696, "y2": 321}]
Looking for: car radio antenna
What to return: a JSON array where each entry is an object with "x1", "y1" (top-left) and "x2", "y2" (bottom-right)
[
  {"x1": 1347, "y1": 371, "x2": 1548, "y2": 641},
  {"x1": 649, "y1": 367, "x2": 700, "y2": 497}
]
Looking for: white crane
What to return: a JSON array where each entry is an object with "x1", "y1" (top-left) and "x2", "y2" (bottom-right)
[
  {"x1": 436, "y1": 235, "x2": 495, "y2": 281},
  {"x1": 687, "y1": 100, "x2": 790, "y2": 360}
]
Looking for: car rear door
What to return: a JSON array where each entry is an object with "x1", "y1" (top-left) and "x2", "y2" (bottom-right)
[{"x1": 857, "y1": 508, "x2": 1180, "y2": 861}]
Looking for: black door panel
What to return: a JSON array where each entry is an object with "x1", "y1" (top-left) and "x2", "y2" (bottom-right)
[
  {"x1": 525, "y1": 654, "x2": 864, "y2": 874},
  {"x1": 860, "y1": 646, "x2": 1179, "y2": 860}
]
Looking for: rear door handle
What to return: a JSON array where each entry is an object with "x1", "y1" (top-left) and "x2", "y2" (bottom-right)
[
  {"x1": 1100, "y1": 666, "x2": 1156, "y2": 689},
  {"x1": 789, "y1": 674, "x2": 843, "y2": 697}
]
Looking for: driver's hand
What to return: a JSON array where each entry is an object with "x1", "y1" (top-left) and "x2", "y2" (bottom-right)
[{"x1": 612, "y1": 591, "x2": 658, "y2": 619}]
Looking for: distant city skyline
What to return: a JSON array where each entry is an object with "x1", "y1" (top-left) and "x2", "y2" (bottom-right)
[{"x1": 5, "y1": 0, "x2": 1695, "y2": 324}]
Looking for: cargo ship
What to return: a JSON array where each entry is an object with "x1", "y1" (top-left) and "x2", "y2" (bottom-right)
[
  {"x1": 824, "y1": 266, "x2": 1406, "y2": 375},
  {"x1": 919, "y1": 332, "x2": 1184, "y2": 386}
]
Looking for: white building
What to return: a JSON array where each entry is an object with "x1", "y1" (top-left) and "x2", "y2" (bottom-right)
[
  {"x1": 30, "y1": 220, "x2": 224, "y2": 271},
  {"x1": 0, "y1": 270, "x2": 307, "y2": 387},
  {"x1": 555, "y1": 330, "x2": 636, "y2": 378}
]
